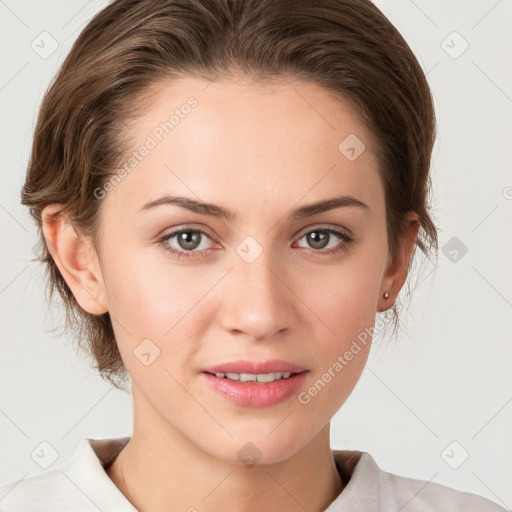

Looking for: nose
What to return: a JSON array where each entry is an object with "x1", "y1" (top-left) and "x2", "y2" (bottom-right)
[{"x1": 218, "y1": 248, "x2": 299, "y2": 342}]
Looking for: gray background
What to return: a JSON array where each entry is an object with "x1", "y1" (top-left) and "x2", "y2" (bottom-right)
[{"x1": 1, "y1": 0, "x2": 511, "y2": 507}]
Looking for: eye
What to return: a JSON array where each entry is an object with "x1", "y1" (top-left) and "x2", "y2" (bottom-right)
[
  {"x1": 157, "y1": 227, "x2": 217, "y2": 260},
  {"x1": 294, "y1": 227, "x2": 353, "y2": 255},
  {"x1": 157, "y1": 225, "x2": 353, "y2": 260}
]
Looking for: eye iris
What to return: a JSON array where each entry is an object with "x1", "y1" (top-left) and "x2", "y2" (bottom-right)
[
  {"x1": 307, "y1": 231, "x2": 329, "y2": 249},
  {"x1": 178, "y1": 231, "x2": 201, "y2": 251}
]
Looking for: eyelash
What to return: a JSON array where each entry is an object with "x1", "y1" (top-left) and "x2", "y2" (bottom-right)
[{"x1": 157, "y1": 226, "x2": 353, "y2": 260}]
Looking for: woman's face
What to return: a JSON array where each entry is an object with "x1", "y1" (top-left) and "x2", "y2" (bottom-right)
[{"x1": 74, "y1": 76, "x2": 414, "y2": 464}]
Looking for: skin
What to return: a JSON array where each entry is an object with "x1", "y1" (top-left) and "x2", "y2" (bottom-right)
[{"x1": 42, "y1": 76, "x2": 419, "y2": 512}]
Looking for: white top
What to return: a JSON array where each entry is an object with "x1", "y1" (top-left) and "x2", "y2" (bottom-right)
[{"x1": 0, "y1": 437, "x2": 507, "y2": 511}]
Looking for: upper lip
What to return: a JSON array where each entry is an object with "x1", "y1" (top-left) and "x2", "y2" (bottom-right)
[{"x1": 202, "y1": 359, "x2": 308, "y2": 375}]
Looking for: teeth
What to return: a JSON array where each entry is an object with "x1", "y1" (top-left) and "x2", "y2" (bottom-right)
[{"x1": 214, "y1": 371, "x2": 293, "y2": 382}]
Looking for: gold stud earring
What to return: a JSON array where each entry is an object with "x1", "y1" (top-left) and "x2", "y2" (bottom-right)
[{"x1": 383, "y1": 292, "x2": 389, "y2": 299}]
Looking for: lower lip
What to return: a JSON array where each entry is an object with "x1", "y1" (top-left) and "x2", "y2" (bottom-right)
[{"x1": 201, "y1": 371, "x2": 308, "y2": 407}]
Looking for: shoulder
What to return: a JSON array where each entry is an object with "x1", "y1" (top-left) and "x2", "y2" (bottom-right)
[
  {"x1": 382, "y1": 466, "x2": 507, "y2": 512},
  {"x1": 0, "y1": 468, "x2": 89, "y2": 511},
  {"x1": 0, "y1": 437, "x2": 134, "y2": 511},
  {"x1": 331, "y1": 449, "x2": 508, "y2": 512}
]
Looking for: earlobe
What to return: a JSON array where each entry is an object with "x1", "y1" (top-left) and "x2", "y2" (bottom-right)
[
  {"x1": 41, "y1": 204, "x2": 108, "y2": 315},
  {"x1": 378, "y1": 212, "x2": 420, "y2": 312}
]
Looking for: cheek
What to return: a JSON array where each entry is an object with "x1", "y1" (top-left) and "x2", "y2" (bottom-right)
[
  {"x1": 102, "y1": 249, "x2": 218, "y2": 365},
  {"x1": 312, "y1": 280, "x2": 374, "y2": 388},
  {"x1": 295, "y1": 250, "x2": 383, "y2": 341},
  {"x1": 297, "y1": 275, "x2": 375, "y2": 420},
  {"x1": 102, "y1": 243, "x2": 193, "y2": 322},
  {"x1": 294, "y1": 247, "x2": 382, "y2": 411}
]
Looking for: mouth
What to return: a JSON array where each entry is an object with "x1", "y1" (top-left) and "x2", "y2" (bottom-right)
[
  {"x1": 203, "y1": 370, "x2": 305, "y2": 383},
  {"x1": 200, "y1": 360, "x2": 309, "y2": 407}
]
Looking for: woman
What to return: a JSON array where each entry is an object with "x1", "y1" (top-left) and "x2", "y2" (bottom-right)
[{"x1": 0, "y1": 0, "x2": 506, "y2": 510}]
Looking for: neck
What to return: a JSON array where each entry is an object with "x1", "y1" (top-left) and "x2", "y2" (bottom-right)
[{"x1": 107, "y1": 427, "x2": 343, "y2": 512}]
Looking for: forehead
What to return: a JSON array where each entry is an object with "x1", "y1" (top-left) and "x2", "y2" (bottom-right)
[{"x1": 101, "y1": 76, "x2": 383, "y2": 220}]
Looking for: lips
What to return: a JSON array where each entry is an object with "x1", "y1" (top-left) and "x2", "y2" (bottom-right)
[
  {"x1": 202, "y1": 359, "x2": 308, "y2": 375},
  {"x1": 201, "y1": 366, "x2": 309, "y2": 407}
]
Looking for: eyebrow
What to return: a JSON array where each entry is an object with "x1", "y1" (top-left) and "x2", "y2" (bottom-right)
[{"x1": 138, "y1": 194, "x2": 370, "y2": 220}]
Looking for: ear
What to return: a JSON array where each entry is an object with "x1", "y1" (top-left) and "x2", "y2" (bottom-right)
[
  {"x1": 377, "y1": 211, "x2": 420, "y2": 312},
  {"x1": 41, "y1": 204, "x2": 108, "y2": 315}
]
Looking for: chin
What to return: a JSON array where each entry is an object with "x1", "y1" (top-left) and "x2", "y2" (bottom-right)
[{"x1": 201, "y1": 427, "x2": 313, "y2": 467}]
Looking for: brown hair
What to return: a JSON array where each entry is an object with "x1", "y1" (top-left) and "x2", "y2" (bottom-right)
[{"x1": 21, "y1": 0, "x2": 438, "y2": 390}]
